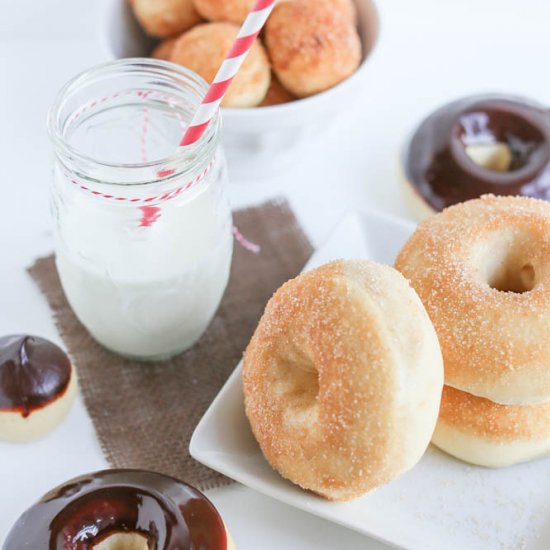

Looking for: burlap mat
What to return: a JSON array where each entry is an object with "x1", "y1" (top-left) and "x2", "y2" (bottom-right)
[{"x1": 28, "y1": 199, "x2": 312, "y2": 490}]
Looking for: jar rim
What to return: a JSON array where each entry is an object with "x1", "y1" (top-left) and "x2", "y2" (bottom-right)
[{"x1": 47, "y1": 58, "x2": 220, "y2": 186}]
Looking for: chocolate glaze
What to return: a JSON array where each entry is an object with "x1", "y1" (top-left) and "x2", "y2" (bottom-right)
[
  {"x1": 404, "y1": 95, "x2": 550, "y2": 212},
  {"x1": 0, "y1": 335, "x2": 72, "y2": 417},
  {"x1": 3, "y1": 469, "x2": 227, "y2": 550}
]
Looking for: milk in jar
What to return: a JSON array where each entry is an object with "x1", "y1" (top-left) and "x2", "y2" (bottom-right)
[{"x1": 48, "y1": 60, "x2": 233, "y2": 360}]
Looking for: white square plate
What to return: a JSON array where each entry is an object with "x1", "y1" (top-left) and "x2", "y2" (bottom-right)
[{"x1": 190, "y1": 210, "x2": 550, "y2": 550}]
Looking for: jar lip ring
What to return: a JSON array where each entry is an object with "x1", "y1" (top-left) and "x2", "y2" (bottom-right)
[{"x1": 47, "y1": 58, "x2": 219, "y2": 183}]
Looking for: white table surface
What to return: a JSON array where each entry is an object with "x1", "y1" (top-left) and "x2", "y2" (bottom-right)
[{"x1": 1, "y1": 0, "x2": 550, "y2": 547}]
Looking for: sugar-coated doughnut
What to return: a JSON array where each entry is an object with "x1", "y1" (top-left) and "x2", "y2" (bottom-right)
[
  {"x1": 260, "y1": 74, "x2": 295, "y2": 107},
  {"x1": 151, "y1": 37, "x2": 178, "y2": 60},
  {"x1": 265, "y1": 0, "x2": 361, "y2": 98},
  {"x1": 130, "y1": 0, "x2": 203, "y2": 38},
  {"x1": 0, "y1": 335, "x2": 77, "y2": 442},
  {"x1": 193, "y1": 0, "x2": 255, "y2": 24},
  {"x1": 401, "y1": 95, "x2": 550, "y2": 219},
  {"x1": 433, "y1": 386, "x2": 550, "y2": 467},
  {"x1": 396, "y1": 195, "x2": 550, "y2": 405},
  {"x1": 243, "y1": 259, "x2": 444, "y2": 501},
  {"x1": 171, "y1": 22, "x2": 270, "y2": 107},
  {"x1": 4, "y1": 469, "x2": 235, "y2": 549}
]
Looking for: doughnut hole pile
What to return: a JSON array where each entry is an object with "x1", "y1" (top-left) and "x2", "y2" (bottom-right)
[
  {"x1": 130, "y1": 0, "x2": 362, "y2": 107},
  {"x1": 396, "y1": 195, "x2": 550, "y2": 467},
  {"x1": 243, "y1": 260, "x2": 444, "y2": 501}
]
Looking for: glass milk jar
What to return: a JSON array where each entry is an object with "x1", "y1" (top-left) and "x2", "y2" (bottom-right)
[{"x1": 48, "y1": 60, "x2": 233, "y2": 360}]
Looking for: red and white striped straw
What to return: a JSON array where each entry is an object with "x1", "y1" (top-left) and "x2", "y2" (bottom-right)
[{"x1": 180, "y1": 0, "x2": 277, "y2": 147}]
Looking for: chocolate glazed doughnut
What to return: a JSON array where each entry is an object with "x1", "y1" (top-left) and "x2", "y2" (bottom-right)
[
  {"x1": 402, "y1": 94, "x2": 550, "y2": 217},
  {"x1": 3, "y1": 469, "x2": 233, "y2": 550}
]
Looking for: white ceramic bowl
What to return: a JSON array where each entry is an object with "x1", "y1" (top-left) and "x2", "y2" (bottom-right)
[{"x1": 101, "y1": 0, "x2": 380, "y2": 179}]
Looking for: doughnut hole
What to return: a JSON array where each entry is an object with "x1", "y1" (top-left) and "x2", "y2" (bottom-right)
[
  {"x1": 459, "y1": 108, "x2": 546, "y2": 173},
  {"x1": 129, "y1": 0, "x2": 203, "y2": 38},
  {"x1": 470, "y1": 229, "x2": 542, "y2": 293},
  {"x1": 465, "y1": 143, "x2": 512, "y2": 172},
  {"x1": 271, "y1": 347, "x2": 320, "y2": 428},
  {"x1": 489, "y1": 262, "x2": 536, "y2": 293},
  {"x1": 265, "y1": 0, "x2": 362, "y2": 98},
  {"x1": 171, "y1": 23, "x2": 270, "y2": 107},
  {"x1": 94, "y1": 533, "x2": 149, "y2": 550}
]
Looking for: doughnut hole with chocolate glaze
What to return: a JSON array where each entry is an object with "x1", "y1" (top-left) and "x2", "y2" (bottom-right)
[
  {"x1": 395, "y1": 195, "x2": 550, "y2": 405},
  {"x1": 3, "y1": 469, "x2": 235, "y2": 550},
  {"x1": 402, "y1": 95, "x2": 550, "y2": 219},
  {"x1": 0, "y1": 335, "x2": 77, "y2": 442}
]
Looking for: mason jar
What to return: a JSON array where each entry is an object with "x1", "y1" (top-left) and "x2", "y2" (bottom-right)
[{"x1": 48, "y1": 59, "x2": 233, "y2": 360}]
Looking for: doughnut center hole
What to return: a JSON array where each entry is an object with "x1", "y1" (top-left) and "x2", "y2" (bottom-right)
[
  {"x1": 489, "y1": 262, "x2": 536, "y2": 293},
  {"x1": 93, "y1": 533, "x2": 150, "y2": 550},
  {"x1": 277, "y1": 351, "x2": 320, "y2": 407},
  {"x1": 458, "y1": 108, "x2": 546, "y2": 172},
  {"x1": 473, "y1": 229, "x2": 540, "y2": 293},
  {"x1": 465, "y1": 142, "x2": 512, "y2": 172},
  {"x1": 293, "y1": 362, "x2": 320, "y2": 405}
]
